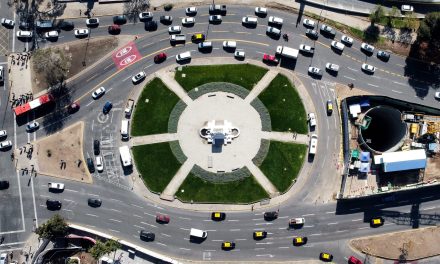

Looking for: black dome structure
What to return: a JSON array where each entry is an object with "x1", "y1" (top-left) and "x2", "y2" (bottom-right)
[{"x1": 359, "y1": 106, "x2": 407, "y2": 153}]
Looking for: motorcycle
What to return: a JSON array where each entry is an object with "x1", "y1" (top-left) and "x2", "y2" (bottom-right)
[{"x1": 283, "y1": 33, "x2": 289, "y2": 41}]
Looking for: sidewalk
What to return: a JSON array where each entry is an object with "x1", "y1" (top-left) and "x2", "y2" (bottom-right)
[
  {"x1": 244, "y1": 69, "x2": 278, "y2": 103},
  {"x1": 156, "y1": 71, "x2": 193, "y2": 105},
  {"x1": 130, "y1": 133, "x2": 178, "y2": 146},
  {"x1": 160, "y1": 159, "x2": 195, "y2": 201}
]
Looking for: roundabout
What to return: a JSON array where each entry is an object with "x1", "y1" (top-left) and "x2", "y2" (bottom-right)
[{"x1": 2, "y1": 3, "x2": 440, "y2": 264}]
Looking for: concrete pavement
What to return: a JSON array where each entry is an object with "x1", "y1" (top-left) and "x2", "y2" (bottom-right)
[
  {"x1": 261, "y1": 131, "x2": 309, "y2": 145},
  {"x1": 130, "y1": 133, "x2": 179, "y2": 146},
  {"x1": 160, "y1": 159, "x2": 195, "y2": 201},
  {"x1": 156, "y1": 70, "x2": 193, "y2": 105},
  {"x1": 246, "y1": 161, "x2": 279, "y2": 196},
  {"x1": 244, "y1": 69, "x2": 278, "y2": 103}
]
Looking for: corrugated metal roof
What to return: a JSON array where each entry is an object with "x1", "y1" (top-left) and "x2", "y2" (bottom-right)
[{"x1": 382, "y1": 149, "x2": 426, "y2": 163}]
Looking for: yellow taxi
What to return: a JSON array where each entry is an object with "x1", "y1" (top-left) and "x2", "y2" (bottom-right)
[
  {"x1": 326, "y1": 100, "x2": 333, "y2": 115},
  {"x1": 293, "y1": 236, "x2": 308, "y2": 246},
  {"x1": 319, "y1": 252, "x2": 334, "y2": 262},
  {"x1": 221, "y1": 241, "x2": 235, "y2": 250},
  {"x1": 253, "y1": 231, "x2": 267, "y2": 240},
  {"x1": 370, "y1": 216, "x2": 384, "y2": 227},
  {"x1": 191, "y1": 33, "x2": 206, "y2": 42},
  {"x1": 211, "y1": 212, "x2": 226, "y2": 221}
]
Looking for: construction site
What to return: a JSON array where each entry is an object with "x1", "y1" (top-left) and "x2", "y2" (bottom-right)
[{"x1": 339, "y1": 96, "x2": 440, "y2": 199}]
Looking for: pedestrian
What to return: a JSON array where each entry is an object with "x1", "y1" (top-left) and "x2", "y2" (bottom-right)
[
  {"x1": 0, "y1": 236, "x2": 4, "y2": 244},
  {"x1": 251, "y1": 205, "x2": 254, "y2": 211},
  {"x1": 80, "y1": 9, "x2": 82, "y2": 16}
]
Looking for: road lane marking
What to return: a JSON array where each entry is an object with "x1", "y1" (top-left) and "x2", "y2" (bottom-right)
[
  {"x1": 302, "y1": 213, "x2": 315, "y2": 217},
  {"x1": 109, "y1": 208, "x2": 121, "y2": 213},
  {"x1": 254, "y1": 248, "x2": 265, "y2": 250},
  {"x1": 230, "y1": 229, "x2": 241, "y2": 231},
  {"x1": 180, "y1": 228, "x2": 190, "y2": 231},
  {"x1": 278, "y1": 216, "x2": 288, "y2": 219},
  {"x1": 104, "y1": 63, "x2": 113, "y2": 70},
  {"x1": 140, "y1": 222, "x2": 157, "y2": 228},
  {"x1": 63, "y1": 199, "x2": 74, "y2": 202},
  {"x1": 65, "y1": 189, "x2": 78, "y2": 193},
  {"x1": 203, "y1": 220, "x2": 211, "y2": 222},
  {"x1": 109, "y1": 229, "x2": 120, "y2": 233},
  {"x1": 206, "y1": 229, "x2": 217, "y2": 232},
  {"x1": 392, "y1": 90, "x2": 402, "y2": 93},
  {"x1": 327, "y1": 222, "x2": 338, "y2": 225},
  {"x1": 86, "y1": 73, "x2": 98, "y2": 83},
  {"x1": 256, "y1": 242, "x2": 273, "y2": 245},
  {"x1": 144, "y1": 212, "x2": 155, "y2": 217},
  {"x1": 347, "y1": 67, "x2": 358, "y2": 72},
  {"x1": 310, "y1": 233, "x2": 321, "y2": 236},
  {"x1": 336, "y1": 230, "x2": 347, "y2": 233},
  {"x1": 278, "y1": 246, "x2": 289, "y2": 249},
  {"x1": 88, "y1": 193, "x2": 99, "y2": 197},
  {"x1": 351, "y1": 218, "x2": 363, "y2": 222},
  {"x1": 255, "y1": 223, "x2": 273, "y2": 225},
  {"x1": 62, "y1": 209, "x2": 72, "y2": 212},
  {"x1": 358, "y1": 227, "x2": 369, "y2": 230},
  {"x1": 40, "y1": 195, "x2": 50, "y2": 198},
  {"x1": 156, "y1": 242, "x2": 167, "y2": 246},
  {"x1": 161, "y1": 233, "x2": 171, "y2": 237},
  {"x1": 86, "y1": 213, "x2": 99, "y2": 217},
  {"x1": 304, "y1": 225, "x2": 314, "y2": 228},
  {"x1": 422, "y1": 206, "x2": 436, "y2": 211},
  {"x1": 110, "y1": 198, "x2": 123, "y2": 203},
  {"x1": 227, "y1": 219, "x2": 239, "y2": 222},
  {"x1": 393, "y1": 81, "x2": 406, "y2": 86},
  {"x1": 212, "y1": 240, "x2": 223, "y2": 242},
  {"x1": 180, "y1": 248, "x2": 191, "y2": 251},
  {"x1": 133, "y1": 214, "x2": 142, "y2": 218},
  {"x1": 236, "y1": 238, "x2": 247, "y2": 241},
  {"x1": 252, "y1": 218, "x2": 261, "y2": 221},
  {"x1": 367, "y1": 83, "x2": 379, "y2": 87},
  {"x1": 178, "y1": 216, "x2": 191, "y2": 220},
  {"x1": 134, "y1": 225, "x2": 143, "y2": 229},
  {"x1": 343, "y1": 75, "x2": 355, "y2": 80},
  {"x1": 122, "y1": 75, "x2": 132, "y2": 82},
  {"x1": 109, "y1": 219, "x2": 122, "y2": 223},
  {"x1": 325, "y1": 211, "x2": 335, "y2": 214}
]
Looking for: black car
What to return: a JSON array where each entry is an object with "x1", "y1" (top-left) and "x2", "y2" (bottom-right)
[
  {"x1": 19, "y1": 21, "x2": 31, "y2": 30},
  {"x1": 377, "y1": 50, "x2": 391, "y2": 61},
  {"x1": 36, "y1": 20, "x2": 53, "y2": 30},
  {"x1": 88, "y1": 198, "x2": 102, "y2": 207},
  {"x1": 58, "y1": 21, "x2": 74, "y2": 31},
  {"x1": 306, "y1": 29, "x2": 318, "y2": 40},
  {"x1": 46, "y1": 199, "x2": 62, "y2": 210},
  {"x1": 113, "y1": 15, "x2": 127, "y2": 25},
  {"x1": 145, "y1": 20, "x2": 157, "y2": 31},
  {"x1": 0, "y1": 180, "x2": 9, "y2": 190},
  {"x1": 140, "y1": 230, "x2": 155, "y2": 241},
  {"x1": 160, "y1": 15, "x2": 173, "y2": 24},
  {"x1": 87, "y1": 158, "x2": 95, "y2": 173},
  {"x1": 93, "y1": 140, "x2": 100, "y2": 155},
  {"x1": 264, "y1": 211, "x2": 278, "y2": 220}
]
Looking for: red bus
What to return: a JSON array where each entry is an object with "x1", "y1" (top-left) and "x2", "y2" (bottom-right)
[{"x1": 14, "y1": 93, "x2": 54, "y2": 117}]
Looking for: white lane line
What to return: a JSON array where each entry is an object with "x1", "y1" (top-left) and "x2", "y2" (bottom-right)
[
  {"x1": 161, "y1": 233, "x2": 171, "y2": 237},
  {"x1": 205, "y1": 250, "x2": 216, "y2": 252},
  {"x1": 327, "y1": 222, "x2": 338, "y2": 225},
  {"x1": 180, "y1": 248, "x2": 191, "y2": 251},
  {"x1": 109, "y1": 208, "x2": 121, "y2": 213},
  {"x1": 88, "y1": 193, "x2": 99, "y2": 197},
  {"x1": 85, "y1": 73, "x2": 98, "y2": 83},
  {"x1": 104, "y1": 63, "x2": 113, "y2": 70},
  {"x1": 86, "y1": 100, "x2": 94, "y2": 107},
  {"x1": 180, "y1": 228, "x2": 190, "y2": 231},
  {"x1": 110, "y1": 198, "x2": 123, "y2": 203},
  {"x1": 178, "y1": 216, "x2": 191, "y2": 220},
  {"x1": 86, "y1": 213, "x2": 99, "y2": 217},
  {"x1": 254, "y1": 228, "x2": 265, "y2": 231},
  {"x1": 205, "y1": 229, "x2": 217, "y2": 232},
  {"x1": 134, "y1": 225, "x2": 143, "y2": 229},
  {"x1": 254, "y1": 248, "x2": 265, "y2": 250},
  {"x1": 252, "y1": 218, "x2": 261, "y2": 221},
  {"x1": 310, "y1": 233, "x2": 321, "y2": 236},
  {"x1": 335, "y1": 230, "x2": 347, "y2": 233},
  {"x1": 203, "y1": 220, "x2": 211, "y2": 222},
  {"x1": 144, "y1": 212, "x2": 155, "y2": 217},
  {"x1": 343, "y1": 75, "x2": 355, "y2": 80},
  {"x1": 255, "y1": 223, "x2": 273, "y2": 226},
  {"x1": 109, "y1": 229, "x2": 120, "y2": 233},
  {"x1": 278, "y1": 227, "x2": 286, "y2": 230},
  {"x1": 183, "y1": 238, "x2": 189, "y2": 241},
  {"x1": 375, "y1": 203, "x2": 385, "y2": 207},
  {"x1": 392, "y1": 90, "x2": 402, "y2": 94},
  {"x1": 278, "y1": 216, "x2": 288, "y2": 219},
  {"x1": 133, "y1": 214, "x2": 142, "y2": 218},
  {"x1": 236, "y1": 238, "x2": 247, "y2": 241},
  {"x1": 256, "y1": 242, "x2": 273, "y2": 245},
  {"x1": 144, "y1": 64, "x2": 153, "y2": 70},
  {"x1": 122, "y1": 75, "x2": 132, "y2": 82},
  {"x1": 212, "y1": 240, "x2": 223, "y2": 242},
  {"x1": 230, "y1": 229, "x2": 240, "y2": 231},
  {"x1": 325, "y1": 211, "x2": 335, "y2": 214},
  {"x1": 62, "y1": 209, "x2": 72, "y2": 212},
  {"x1": 109, "y1": 219, "x2": 122, "y2": 223},
  {"x1": 278, "y1": 246, "x2": 289, "y2": 249},
  {"x1": 396, "y1": 63, "x2": 404, "y2": 67},
  {"x1": 156, "y1": 242, "x2": 167, "y2": 247},
  {"x1": 65, "y1": 188, "x2": 78, "y2": 193},
  {"x1": 393, "y1": 81, "x2": 406, "y2": 86},
  {"x1": 347, "y1": 67, "x2": 358, "y2": 72},
  {"x1": 254, "y1": 212, "x2": 264, "y2": 215},
  {"x1": 227, "y1": 219, "x2": 239, "y2": 222},
  {"x1": 422, "y1": 206, "x2": 436, "y2": 211},
  {"x1": 384, "y1": 223, "x2": 393, "y2": 226},
  {"x1": 351, "y1": 218, "x2": 362, "y2": 222},
  {"x1": 368, "y1": 83, "x2": 379, "y2": 87},
  {"x1": 358, "y1": 227, "x2": 369, "y2": 230},
  {"x1": 304, "y1": 225, "x2": 314, "y2": 228},
  {"x1": 140, "y1": 222, "x2": 157, "y2": 228},
  {"x1": 63, "y1": 199, "x2": 74, "y2": 202},
  {"x1": 302, "y1": 213, "x2": 315, "y2": 217}
]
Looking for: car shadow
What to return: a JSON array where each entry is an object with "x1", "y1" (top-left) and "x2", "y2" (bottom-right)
[
  {"x1": 242, "y1": 23, "x2": 257, "y2": 29},
  {"x1": 198, "y1": 48, "x2": 213, "y2": 54}
]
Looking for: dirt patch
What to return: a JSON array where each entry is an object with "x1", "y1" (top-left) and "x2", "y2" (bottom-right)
[
  {"x1": 424, "y1": 157, "x2": 440, "y2": 182},
  {"x1": 335, "y1": 83, "x2": 374, "y2": 100},
  {"x1": 70, "y1": 252, "x2": 97, "y2": 264},
  {"x1": 350, "y1": 226, "x2": 440, "y2": 261},
  {"x1": 31, "y1": 36, "x2": 124, "y2": 94},
  {"x1": 36, "y1": 121, "x2": 92, "y2": 183}
]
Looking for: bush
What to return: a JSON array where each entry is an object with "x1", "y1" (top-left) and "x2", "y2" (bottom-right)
[{"x1": 164, "y1": 3, "x2": 173, "y2": 11}]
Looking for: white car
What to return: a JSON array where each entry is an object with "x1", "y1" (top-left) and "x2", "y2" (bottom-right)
[
  {"x1": 234, "y1": 50, "x2": 245, "y2": 58},
  {"x1": 0, "y1": 66, "x2": 3, "y2": 82},
  {"x1": 266, "y1": 26, "x2": 281, "y2": 36},
  {"x1": 1, "y1": 18, "x2": 15, "y2": 27},
  {"x1": 223, "y1": 41, "x2": 237, "y2": 49},
  {"x1": 132, "y1": 71, "x2": 146, "y2": 83},
  {"x1": 182, "y1": 17, "x2": 195, "y2": 25},
  {"x1": 0, "y1": 140, "x2": 11, "y2": 150},
  {"x1": 255, "y1": 7, "x2": 267, "y2": 15},
  {"x1": 331, "y1": 41, "x2": 344, "y2": 51},
  {"x1": 308, "y1": 113, "x2": 317, "y2": 127},
  {"x1": 96, "y1": 156, "x2": 104, "y2": 172},
  {"x1": 44, "y1": 31, "x2": 59, "y2": 39},
  {"x1": 299, "y1": 44, "x2": 314, "y2": 54},
  {"x1": 26, "y1": 122, "x2": 39, "y2": 132},
  {"x1": 92, "y1": 87, "x2": 106, "y2": 99},
  {"x1": 341, "y1": 35, "x2": 353, "y2": 45},
  {"x1": 242, "y1": 16, "x2": 258, "y2": 25},
  {"x1": 168, "y1": 25, "x2": 182, "y2": 34},
  {"x1": 303, "y1": 18, "x2": 315, "y2": 27},
  {"x1": 361, "y1": 42, "x2": 375, "y2": 53},
  {"x1": 326, "y1": 63, "x2": 340, "y2": 72},
  {"x1": 0, "y1": 130, "x2": 6, "y2": 138},
  {"x1": 186, "y1": 7, "x2": 197, "y2": 15},
  {"x1": 139, "y1": 12, "x2": 153, "y2": 20},
  {"x1": 74, "y1": 28, "x2": 89, "y2": 37},
  {"x1": 268, "y1": 16, "x2": 283, "y2": 26},
  {"x1": 401, "y1": 5, "x2": 414, "y2": 12},
  {"x1": 308, "y1": 66, "x2": 322, "y2": 76},
  {"x1": 209, "y1": 15, "x2": 222, "y2": 22},
  {"x1": 16, "y1": 31, "x2": 32, "y2": 38},
  {"x1": 48, "y1": 182, "x2": 65, "y2": 191},
  {"x1": 362, "y1": 63, "x2": 376, "y2": 73},
  {"x1": 86, "y1": 18, "x2": 99, "y2": 27},
  {"x1": 176, "y1": 51, "x2": 191, "y2": 62},
  {"x1": 435, "y1": 92, "x2": 440, "y2": 100}
]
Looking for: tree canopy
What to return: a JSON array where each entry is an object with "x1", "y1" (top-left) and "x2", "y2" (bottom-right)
[
  {"x1": 35, "y1": 214, "x2": 69, "y2": 239},
  {"x1": 369, "y1": 5, "x2": 385, "y2": 25},
  {"x1": 89, "y1": 239, "x2": 121, "y2": 260},
  {"x1": 417, "y1": 12, "x2": 440, "y2": 47}
]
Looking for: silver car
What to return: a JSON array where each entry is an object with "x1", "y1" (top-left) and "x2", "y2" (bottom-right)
[
  {"x1": 266, "y1": 26, "x2": 281, "y2": 37},
  {"x1": 234, "y1": 50, "x2": 245, "y2": 58},
  {"x1": 303, "y1": 18, "x2": 315, "y2": 27},
  {"x1": 132, "y1": 71, "x2": 146, "y2": 83},
  {"x1": 16, "y1": 31, "x2": 32, "y2": 38},
  {"x1": 74, "y1": 28, "x2": 89, "y2": 37},
  {"x1": 361, "y1": 42, "x2": 375, "y2": 53},
  {"x1": 361, "y1": 63, "x2": 376, "y2": 73},
  {"x1": 1, "y1": 18, "x2": 15, "y2": 27}
]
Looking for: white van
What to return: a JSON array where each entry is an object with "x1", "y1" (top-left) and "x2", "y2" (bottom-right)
[
  {"x1": 176, "y1": 51, "x2": 191, "y2": 62},
  {"x1": 121, "y1": 120, "x2": 129, "y2": 140},
  {"x1": 242, "y1": 16, "x2": 258, "y2": 25},
  {"x1": 309, "y1": 134, "x2": 318, "y2": 155},
  {"x1": 190, "y1": 228, "x2": 208, "y2": 240}
]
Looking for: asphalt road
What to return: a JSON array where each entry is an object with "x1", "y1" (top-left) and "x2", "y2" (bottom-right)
[{"x1": 1, "y1": 4, "x2": 440, "y2": 263}]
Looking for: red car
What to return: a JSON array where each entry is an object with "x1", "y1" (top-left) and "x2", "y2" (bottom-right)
[
  {"x1": 156, "y1": 213, "x2": 170, "y2": 224},
  {"x1": 154, "y1": 52, "x2": 167, "y2": 63},
  {"x1": 108, "y1": 24, "x2": 121, "y2": 34},
  {"x1": 68, "y1": 102, "x2": 80, "y2": 113},
  {"x1": 263, "y1": 53, "x2": 279, "y2": 64},
  {"x1": 348, "y1": 256, "x2": 363, "y2": 264}
]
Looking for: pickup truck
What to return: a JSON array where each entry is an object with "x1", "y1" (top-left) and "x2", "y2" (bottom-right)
[
  {"x1": 48, "y1": 182, "x2": 65, "y2": 191},
  {"x1": 124, "y1": 99, "x2": 134, "y2": 117},
  {"x1": 209, "y1": 4, "x2": 226, "y2": 14},
  {"x1": 289, "y1": 217, "x2": 305, "y2": 226},
  {"x1": 170, "y1": 34, "x2": 186, "y2": 43},
  {"x1": 325, "y1": 63, "x2": 340, "y2": 72},
  {"x1": 299, "y1": 44, "x2": 314, "y2": 54}
]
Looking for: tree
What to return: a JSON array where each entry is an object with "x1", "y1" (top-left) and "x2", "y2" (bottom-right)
[
  {"x1": 417, "y1": 12, "x2": 440, "y2": 54},
  {"x1": 35, "y1": 214, "x2": 68, "y2": 239},
  {"x1": 32, "y1": 47, "x2": 71, "y2": 87},
  {"x1": 89, "y1": 239, "x2": 121, "y2": 260},
  {"x1": 405, "y1": 12, "x2": 419, "y2": 31},
  {"x1": 388, "y1": 6, "x2": 400, "y2": 26},
  {"x1": 369, "y1": 5, "x2": 385, "y2": 25},
  {"x1": 124, "y1": 0, "x2": 150, "y2": 22}
]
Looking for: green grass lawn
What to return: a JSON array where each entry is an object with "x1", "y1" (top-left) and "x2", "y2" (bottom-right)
[
  {"x1": 257, "y1": 74, "x2": 307, "y2": 134},
  {"x1": 176, "y1": 174, "x2": 269, "y2": 203},
  {"x1": 175, "y1": 64, "x2": 268, "y2": 91},
  {"x1": 131, "y1": 78, "x2": 180, "y2": 136},
  {"x1": 132, "y1": 142, "x2": 182, "y2": 193},
  {"x1": 258, "y1": 141, "x2": 307, "y2": 193}
]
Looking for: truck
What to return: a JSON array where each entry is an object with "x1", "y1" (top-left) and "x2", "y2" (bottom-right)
[
  {"x1": 299, "y1": 44, "x2": 314, "y2": 54},
  {"x1": 124, "y1": 99, "x2": 134, "y2": 117},
  {"x1": 170, "y1": 34, "x2": 186, "y2": 43},
  {"x1": 119, "y1": 145, "x2": 132, "y2": 167},
  {"x1": 288, "y1": 217, "x2": 305, "y2": 226},
  {"x1": 48, "y1": 182, "x2": 65, "y2": 191},
  {"x1": 190, "y1": 228, "x2": 208, "y2": 241},
  {"x1": 275, "y1": 46, "x2": 299, "y2": 59},
  {"x1": 325, "y1": 63, "x2": 340, "y2": 72}
]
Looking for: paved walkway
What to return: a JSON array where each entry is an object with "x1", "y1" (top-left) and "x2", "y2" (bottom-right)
[
  {"x1": 261, "y1": 131, "x2": 309, "y2": 145},
  {"x1": 160, "y1": 159, "x2": 195, "y2": 201},
  {"x1": 156, "y1": 71, "x2": 193, "y2": 105},
  {"x1": 244, "y1": 69, "x2": 278, "y2": 103},
  {"x1": 130, "y1": 133, "x2": 178, "y2": 146},
  {"x1": 246, "y1": 161, "x2": 279, "y2": 197}
]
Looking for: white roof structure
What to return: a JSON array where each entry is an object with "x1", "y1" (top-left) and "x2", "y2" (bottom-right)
[{"x1": 376, "y1": 149, "x2": 426, "y2": 172}]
